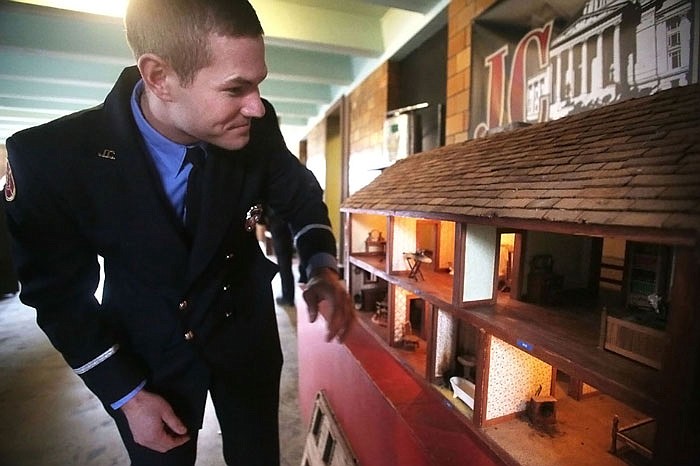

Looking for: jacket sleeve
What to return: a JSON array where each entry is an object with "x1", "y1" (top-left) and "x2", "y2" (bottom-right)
[
  {"x1": 252, "y1": 100, "x2": 337, "y2": 278},
  {"x1": 3, "y1": 133, "x2": 146, "y2": 407},
  {"x1": 271, "y1": 158, "x2": 337, "y2": 279}
]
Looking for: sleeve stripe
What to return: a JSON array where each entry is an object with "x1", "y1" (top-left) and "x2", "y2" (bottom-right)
[
  {"x1": 294, "y1": 224, "x2": 333, "y2": 244},
  {"x1": 73, "y1": 344, "x2": 120, "y2": 375}
]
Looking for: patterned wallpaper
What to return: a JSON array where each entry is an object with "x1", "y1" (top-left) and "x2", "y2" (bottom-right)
[
  {"x1": 392, "y1": 286, "x2": 410, "y2": 343},
  {"x1": 486, "y1": 336, "x2": 552, "y2": 421},
  {"x1": 434, "y1": 309, "x2": 457, "y2": 378}
]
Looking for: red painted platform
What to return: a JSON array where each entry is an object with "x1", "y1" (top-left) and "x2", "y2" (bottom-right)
[{"x1": 297, "y1": 299, "x2": 504, "y2": 466}]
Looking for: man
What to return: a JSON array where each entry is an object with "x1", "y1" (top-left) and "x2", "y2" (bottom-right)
[
  {"x1": 266, "y1": 207, "x2": 297, "y2": 307},
  {"x1": 3, "y1": 1, "x2": 354, "y2": 465}
]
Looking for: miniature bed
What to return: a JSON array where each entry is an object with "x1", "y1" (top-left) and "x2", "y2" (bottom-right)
[{"x1": 600, "y1": 310, "x2": 665, "y2": 369}]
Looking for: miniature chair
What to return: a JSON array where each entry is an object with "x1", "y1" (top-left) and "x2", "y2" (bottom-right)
[{"x1": 401, "y1": 321, "x2": 420, "y2": 350}]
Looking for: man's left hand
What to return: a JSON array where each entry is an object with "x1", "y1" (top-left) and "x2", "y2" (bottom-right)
[{"x1": 302, "y1": 267, "x2": 356, "y2": 342}]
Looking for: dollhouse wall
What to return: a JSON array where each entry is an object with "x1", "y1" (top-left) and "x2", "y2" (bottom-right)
[
  {"x1": 438, "y1": 221, "x2": 455, "y2": 270},
  {"x1": 349, "y1": 213, "x2": 386, "y2": 254},
  {"x1": 392, "y1": 217, "x2": 417, "y2": 272},
  {"x1": 434, "y1": 309, "x2": 458, "y2": 378},
  {"x1": 393, "y1": 286, "x2": 412, "y2": 342},
  {"x1": 463, "y1": 225, "x2": 498, "y2": 302},
  {"x1": 485, "y1": 337, "x2": 553, "y2": 422}
]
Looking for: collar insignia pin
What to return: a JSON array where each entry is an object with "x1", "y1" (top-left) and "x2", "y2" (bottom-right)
[{"x1": 97, "y1": 149, "x2": 116, "y2": 160}]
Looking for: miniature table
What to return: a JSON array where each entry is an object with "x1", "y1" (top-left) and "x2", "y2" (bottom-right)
[{"x1": 403, "y1": 252, "x2": 432, "y2": 281}]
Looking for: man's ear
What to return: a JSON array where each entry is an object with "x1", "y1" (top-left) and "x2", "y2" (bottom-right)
[{"x1": 137, "y1": 54, "x2": 177, "y2": 102}]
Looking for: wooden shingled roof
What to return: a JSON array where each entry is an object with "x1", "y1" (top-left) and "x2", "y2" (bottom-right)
[{"x1": 342, "y1": 83, "x2": 700, "y2": 245}]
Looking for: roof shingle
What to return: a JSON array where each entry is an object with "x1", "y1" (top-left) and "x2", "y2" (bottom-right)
[{"x1": 342, "y1": 84, "x2": 700, "y2": 242}]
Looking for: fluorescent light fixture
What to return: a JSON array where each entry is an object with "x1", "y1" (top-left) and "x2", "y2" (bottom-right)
[{"x1": 10, "y1": 0, "x2": 128, "y2": 18}]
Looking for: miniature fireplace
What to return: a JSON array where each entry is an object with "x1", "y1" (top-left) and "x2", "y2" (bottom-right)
[{"x1": 408, "y1": 297, "x2": 425, "y2": 337}]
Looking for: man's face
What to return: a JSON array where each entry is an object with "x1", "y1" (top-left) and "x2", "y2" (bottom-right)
[{"x1": 166, "y1": 34, "x2": 267, "y2": 150}]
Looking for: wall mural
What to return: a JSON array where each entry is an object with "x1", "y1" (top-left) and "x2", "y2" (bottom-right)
[{"x1": 470, "y1": 0, "x2": 697, "y2": 138}]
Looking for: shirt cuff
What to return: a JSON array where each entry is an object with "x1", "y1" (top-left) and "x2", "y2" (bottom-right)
[
  {"x1": 110, "y1": 380, "x2": 146, "y2": 410},
  {"x1": 306, "y1": 252, "x2": 338, "y2": 279}
]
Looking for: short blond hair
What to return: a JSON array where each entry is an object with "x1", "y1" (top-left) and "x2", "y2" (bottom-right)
[{"x1": 125, "y1": 0, "x2": 263, "y2": 85}]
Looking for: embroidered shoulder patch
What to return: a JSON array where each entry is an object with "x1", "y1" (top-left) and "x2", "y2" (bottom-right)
[{"x1": 4, "y1": 159, "x2": 15, "y2": 202}]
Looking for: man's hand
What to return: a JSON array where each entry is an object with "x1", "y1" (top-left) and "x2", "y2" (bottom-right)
[
  {"x1": 302, "y1": 267, "x2": 356, "y2": 342},
  {"x1": 120, "y1": 389, "x2": 190, "y2": 453}
]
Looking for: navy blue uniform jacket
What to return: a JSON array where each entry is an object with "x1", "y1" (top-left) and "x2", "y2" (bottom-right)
[{"x1": 3, "y1": 66, "x2": 336, "y2": 428}]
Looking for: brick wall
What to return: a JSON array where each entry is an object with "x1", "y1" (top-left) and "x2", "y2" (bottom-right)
[
  {"x1": 445, "y1": 0, "x2": 497, "y2": 145},
  {"x1": 348, "y1": 61, "x2": 399, "y2": 156},
  {"x1": 305, "y1": 0, "x2": 497, "y2": 173},
  {"x1": 304, "y1": 118, "x2": 326, "y2": 175}
]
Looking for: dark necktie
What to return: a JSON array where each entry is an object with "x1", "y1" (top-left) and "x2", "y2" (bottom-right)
[{"x1": 184, "y1": 145, "x2": 206, "y2": 238}]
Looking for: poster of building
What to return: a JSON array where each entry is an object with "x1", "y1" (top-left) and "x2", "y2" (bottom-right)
[{"x1": 470, "y1": 0, "x2": 698, "y2": 138}]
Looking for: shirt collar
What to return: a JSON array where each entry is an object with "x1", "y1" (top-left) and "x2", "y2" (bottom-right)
[{"x1": 130, "y1": 79, "x2": 190, "y2": 177}]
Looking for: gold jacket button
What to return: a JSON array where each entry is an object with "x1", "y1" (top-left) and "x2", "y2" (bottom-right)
[
  {"x1": 184, "y1": 330, "x2": 195, "y2": 341},
  {"x1": 178, "y1": 300, "x2": 188, "y2": 311}
]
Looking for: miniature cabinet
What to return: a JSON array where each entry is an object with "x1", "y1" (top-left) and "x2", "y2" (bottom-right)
[{"x1": 625, "y1": 242, "x2": 671, "y2": 311}]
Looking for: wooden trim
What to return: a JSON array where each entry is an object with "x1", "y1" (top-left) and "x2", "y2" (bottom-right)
[
  {"x1": 473, "y1": 328, "x2": 490, "y2": 428},
  {"x1": 387, "y1": 283, "x2": 396, "y2": 347},
  {"x1": 654, "y1": 247, "x2": 700, "y2": 465},
  {"x1": 343, "y1": 212, "x2": 351, "y2": 287},
  {"x1": 425, "y1": 302, "x2": 437, "y2": 383},
  {"x1": 491, "y1": 233, "x2": 501, "y2": 303},
  {"x1": 482, "y1": 411, "x2": 523, "y2": 427},
  {"x1": 453, "y1": 222, "x2": 467, "y2": 307},
  {"x1": 386, "y1": 215, "x2": 395, "y2": 275},
  {"x1": 511, "y1": 232, "x2": 525, "y2": 300},
  {"x1": 339, "y1": 208, "x2": 697, "y2": 248},
  {"x1": 550, "y1": 367, "x2": 558, "y2": 397},
  {"x1": 460, "y1": 298, "x2": 496, "y2": 308}
]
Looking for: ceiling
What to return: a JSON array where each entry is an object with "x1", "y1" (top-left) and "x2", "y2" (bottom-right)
[{"x1": 0, "y1": 0, "x2": 448, "y2": 145}]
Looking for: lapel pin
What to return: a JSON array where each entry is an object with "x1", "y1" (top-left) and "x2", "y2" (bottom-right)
[
  {"x1": 244, "y1": 204, "x2": 264, "y2": 232},
  {"x1": 97, "y1": 149, "x2": 116, "y2": 160}
]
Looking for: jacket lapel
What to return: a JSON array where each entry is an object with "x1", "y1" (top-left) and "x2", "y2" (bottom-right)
[
  {"x1": 100, "y1": 67, "x2": 188, "y2": 237},
  {"x1": 186, "y1": 144, "x2": 247, "y2": 283}
]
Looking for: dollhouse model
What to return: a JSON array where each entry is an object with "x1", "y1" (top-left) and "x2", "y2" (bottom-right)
[{"x1": 339, "y1": 83, "x2": 700, "y2": 466}]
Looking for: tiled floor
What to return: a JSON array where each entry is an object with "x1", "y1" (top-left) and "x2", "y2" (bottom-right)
[{"x1": 0, "y1": 271, "x2": 304, "y2": 466}]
